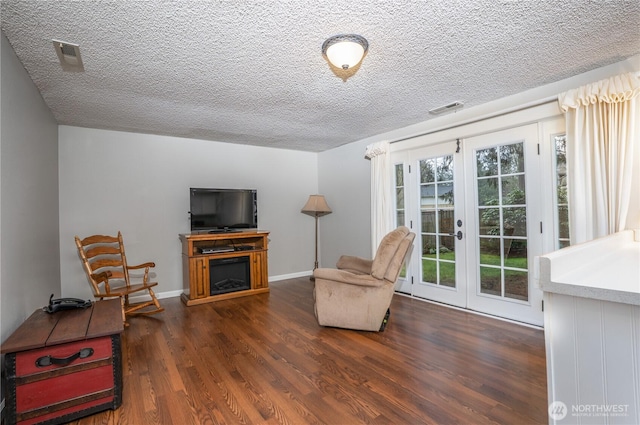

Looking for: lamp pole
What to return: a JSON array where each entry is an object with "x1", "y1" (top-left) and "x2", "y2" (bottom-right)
[
  {"x1": 313, "y1": 214, "x2": 320, "y2": 271},
  {"x1": 301, "y1": 195, "x2": 332, "y2": 280}
]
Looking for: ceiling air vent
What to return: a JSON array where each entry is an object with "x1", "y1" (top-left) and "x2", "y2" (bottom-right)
[
  {"x1": 429, "y1": 101, "x2": 464, "y2": 115},
  {"x1": 52, "y1": 39, "x2": 84, "y2": 72}
]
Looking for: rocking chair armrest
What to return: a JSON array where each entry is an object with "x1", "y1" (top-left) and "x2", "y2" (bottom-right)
[
  {"x1": 126, "y1": 262, "x2": 155, "y2": 270},
  {"x1": 91, "y1": 271, "x2": 113, "y2": 293},
  {"x1": 127, "y1": 262, "x2": 155, "y2": 284}
]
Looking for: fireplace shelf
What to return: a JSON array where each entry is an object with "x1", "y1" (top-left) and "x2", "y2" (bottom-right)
[{"x1": 179, "y1": 230, "x2": 269, "y2": 306}]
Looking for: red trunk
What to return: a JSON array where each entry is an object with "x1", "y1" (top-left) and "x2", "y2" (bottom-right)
[{"x1": 2, "y1": 299, "x2": 123, "y2": 425}]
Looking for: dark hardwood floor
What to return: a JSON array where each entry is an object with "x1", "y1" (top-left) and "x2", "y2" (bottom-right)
[{"x1": 72, "y1": 277, "x2": 547, "y2": 424}]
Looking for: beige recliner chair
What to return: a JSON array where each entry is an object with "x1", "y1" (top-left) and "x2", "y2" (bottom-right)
[{"x1": 313, "y1": 226, "x2": 416, "y2": 331}]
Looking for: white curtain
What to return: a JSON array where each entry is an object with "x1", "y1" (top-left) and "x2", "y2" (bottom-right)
[
  {"x1": 365, "y1": 141, "x2": 394, "y2": 256},
  {"x1": 558, "y1": 72, "x2": 640, "y2": 244}
]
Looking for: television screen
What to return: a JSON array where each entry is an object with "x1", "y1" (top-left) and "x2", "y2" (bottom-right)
[{"x1": 190, "y1": 188, "x2": 257, "y2": 232}]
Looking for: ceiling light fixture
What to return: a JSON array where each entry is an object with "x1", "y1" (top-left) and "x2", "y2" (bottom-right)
[{"x1": 321, "y1": 34, "x2": 368, "y2": 70}]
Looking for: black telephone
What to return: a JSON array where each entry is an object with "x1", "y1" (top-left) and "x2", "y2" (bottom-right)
[{"x1": 43, "y1": 294, "x2": 92, "y2": 314}]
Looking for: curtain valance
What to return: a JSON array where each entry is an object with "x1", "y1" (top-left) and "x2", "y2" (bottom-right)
[
  {"x1": 365, "y1": 141, "x2": 388, "y2": 160},
  {"x1": 559, "y1": 72, "x2": 640, "y2": 111}
]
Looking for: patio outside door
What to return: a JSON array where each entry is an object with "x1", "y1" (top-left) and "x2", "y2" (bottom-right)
[
  {"x1": 404, "y1": 142, "x2": 467, "y2": 308},
  {"x1": 400, "y1": 124, "x2": 544, "y2": 326},
  {"x1": 464, "y1": 124, "x2": 543, "y2": 326}
]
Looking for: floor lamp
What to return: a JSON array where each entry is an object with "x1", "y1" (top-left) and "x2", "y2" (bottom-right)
[{"x1": 301, "y1": 195, "x2": 332, "y2": 279}]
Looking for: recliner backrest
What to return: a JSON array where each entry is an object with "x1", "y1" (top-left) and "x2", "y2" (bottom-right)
[
  {"x1": 384, "y1": 232, "x2": 416, "y2": 283},
  {"x1": 371, "y1": 226, "x2": 411, "y2": 280}
]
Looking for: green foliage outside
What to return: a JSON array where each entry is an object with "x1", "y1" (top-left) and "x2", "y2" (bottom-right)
[
  {"x1": 422, "y1": 252, "x2": 528, "y2": 284},
  {"x1": 480, "y1": 187, "x2": 526, "y2": 236}
]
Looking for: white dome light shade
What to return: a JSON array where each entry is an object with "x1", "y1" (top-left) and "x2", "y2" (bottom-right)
[
  {"x1": 326, "y1": 41, "x2": 364, "y2": 69},
  {"x1": 322, "y1": 34, "x2": 368, "y2": 70}
]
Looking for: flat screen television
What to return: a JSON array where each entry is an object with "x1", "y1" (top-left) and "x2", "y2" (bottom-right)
[{"x1": 189, "y1": 188, "x2": 258, "y2": 232}]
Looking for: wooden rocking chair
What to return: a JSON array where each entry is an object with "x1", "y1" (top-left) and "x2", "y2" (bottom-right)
[{"x1": 75, "y1": 231, "x2": 164, "y2": 324}]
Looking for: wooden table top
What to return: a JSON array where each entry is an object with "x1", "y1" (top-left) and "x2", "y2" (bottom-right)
[{"x1": 1, "y1": 298, "x2": 123, "y2": 354}]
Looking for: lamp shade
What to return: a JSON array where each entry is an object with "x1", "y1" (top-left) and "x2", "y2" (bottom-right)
[
  {"x1": 301, "y1": 195, "x2": 332, "y2": 217},
  {"x1": 322, "y1": 34, "x2": 368, "y2": 70}
]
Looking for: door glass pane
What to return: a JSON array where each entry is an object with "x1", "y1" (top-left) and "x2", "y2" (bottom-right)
[
  {"x1": 479, "y1": 237, "x2": 501, "y2": 266},
  {"x1": 501, "y1": 176, "x2": 525, "y2": 205},
  {"x1": 422, "y1": 234, "x2": 436, "y2": 255},
  {"x1": 500, "y1": 143, "x2": 524, "y2": 174},
  {"x1": 422, "y1": 210, "x2": 436, "y2": 233},
  {"x1": 475, "y1": 142, "x2": 529, "y2": 301},
  {"x1": 437, "y1": 156, "x2": 453, "y2": 181},
  {"x1": 504, "y1": 270, "x2": 528, "y2": 300},
  {"x1": 394, "y1": 164, "x2": 405, "y2": 226},
  {"x1": 439, "y1": 210, "x2": 454, "y2": 235},
  {"x1": 554, "y1": 134, "x2": 570, "y2": 248},
  {"x1": 395, "y1": 187, "x2": 404, "y2": 209},
  {"x1": 394, "y1": 163, "x2": 406, "y2": 228},
  {"x1": 479, "y1": 208, "x2": 500, "y2": 235},
  {"x1": 422, "y1": 259, "x2": 437, "y2": 284},
  {"x1": 422, "y1": 233, "x2": 437, "y2": 284},
  {"x1": 395, "y1": 163, "x2": 404, "y2": 186},
  {"x1": 503, "y1": 207, "x2": 527, "y2": 236},
  {"x1": 480, "y1": 266, "x2": 501, "y2": 296},
  {"x1": 558, "y1": 206, "x2": 569, "y2": 240},
  {"x1": 396, "y1": 211, "x2": 405, "y2": 228},
  {"x1": 477, "y1": 147, "x2": 498, "y2": 177},
  {"x1": 477, "y1": 178, "x2": 499, "y2": 206},
  {"x1": 439, "y1": 235, "x2": 455, "y2": 261},
  {"x1": 504, "y1": 239, "x2": 527, "y2": 269},
  {"x1": 421, "y1": 159, "x2": 436, "y2": 183},
  {"x1": 420, "y1": 184, "x2": 436, "y2": 208},
  {"x1": 394, "y1": 163, "x2": 407, "y2": 277},
  {"x1": 438, "y1": 182, "x2": 454, "y2": 206},
  {"x1": 419, "y1": 155, "x2": 456, "y2": 288},
  {"x1": 439, "y1": 262, "x2": 455, "y2": 288}
]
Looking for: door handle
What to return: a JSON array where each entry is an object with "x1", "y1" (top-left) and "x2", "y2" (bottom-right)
[{"x1": 449, "y1": 231, "x2": 463, "y2": 240}]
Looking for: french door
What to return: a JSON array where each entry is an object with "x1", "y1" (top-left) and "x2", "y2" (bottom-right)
[
  {"x1": 464, "y1": 124, "x2": 543, "y2": 325},
  {"x1": 401, "y1": 142, "x2": 467, "y2": 307},
  {"x1": 398, "y1": 124, "x2": 544, "y2": 326}
]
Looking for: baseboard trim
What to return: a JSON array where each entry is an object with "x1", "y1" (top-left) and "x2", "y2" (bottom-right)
[
  {"x1": 269, "y1": 271, "x2": 312, "y2": 281},
  {"x1": 129, "y1": 272, "x2": 313, "y2": 303},
  {"x1": 129, "y1": 289, "x2": 183, "y2": 303}
]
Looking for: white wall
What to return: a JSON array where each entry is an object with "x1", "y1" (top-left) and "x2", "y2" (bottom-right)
[
  {"x1": 59, "y1": 126, "x2": 318, "y2": 299},
  {"x1": 318, "y1": 139, "x2": 372, "y2": 268},
  {"x1": 0, "y1": 33, "x2": 60, "y2": 340}
]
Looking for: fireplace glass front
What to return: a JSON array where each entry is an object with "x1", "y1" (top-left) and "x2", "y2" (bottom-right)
[{"x1": 209, "y1": 256, "x2": 251, "y2": 296}]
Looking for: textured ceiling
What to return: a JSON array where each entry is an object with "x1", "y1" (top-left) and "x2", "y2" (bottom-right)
[{"x1": 2, "y1": 1, "x2": 640, "y2": 152}]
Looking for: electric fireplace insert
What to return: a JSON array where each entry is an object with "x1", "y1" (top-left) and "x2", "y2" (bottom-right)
[{"x1": 209, "y1": 256, "x2": 251, "y2": 296}]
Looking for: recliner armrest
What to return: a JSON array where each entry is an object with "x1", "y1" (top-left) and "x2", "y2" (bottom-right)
[
  {"x1": 336, "y1": 255, "x2": 373, "y2": 275},
  {"x1": 313, "y1": 268, "x2": 386, "y2": 287}
]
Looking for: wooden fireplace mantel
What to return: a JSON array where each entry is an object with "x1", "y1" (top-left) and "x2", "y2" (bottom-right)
[{"x1": 179, "y1": 230, "x2": 269, "y2": 306}]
